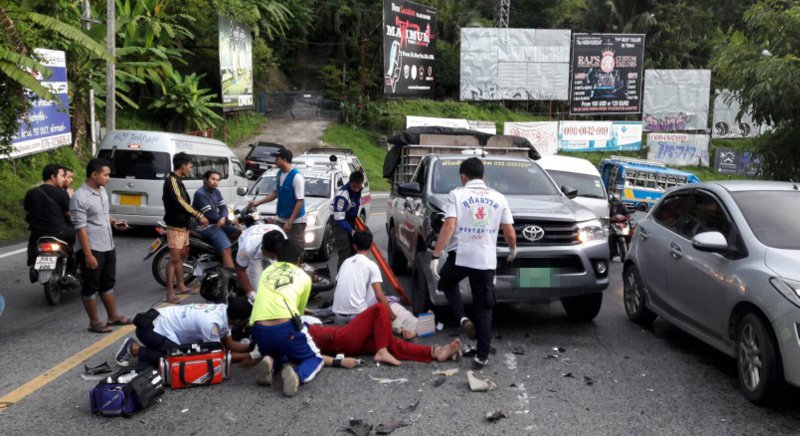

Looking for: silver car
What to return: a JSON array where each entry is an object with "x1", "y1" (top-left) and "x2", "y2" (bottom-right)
[
  {"x1": 624, "y1": 181, "x2": 800, "y2": 404},
  {"x1": 234, "y1": 166, "x2": 345, "y2": 261}
]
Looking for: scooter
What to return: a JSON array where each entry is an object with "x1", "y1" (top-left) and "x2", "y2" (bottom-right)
[
  {"x1": 609, "y1": 214, "x2": 631, "y2": 262},
  {"x1": 34, "y1": 236, "x2": 81, "y2": 305}
]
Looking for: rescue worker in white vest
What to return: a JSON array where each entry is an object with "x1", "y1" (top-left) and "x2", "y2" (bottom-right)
[
  {"x1": 430, "y1": 157, "x2": 517, "y2": 370},
  {"x1": 248, "y1": 148, "x2": 306, "y2": 246},
  {"x1": 330, "y1": 171, "x2": 364, "y2": 271}
]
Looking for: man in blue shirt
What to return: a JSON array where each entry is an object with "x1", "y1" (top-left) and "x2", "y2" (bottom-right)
[
  {"x1": 192, "y1": 170, "x2": 239, "y2": 268},
  {"x1": 248, "y1": 148, "x2": 306, "y2": 247},
  {"x1": 330, "y1": 171, "x2": 364, "y2": 271}
]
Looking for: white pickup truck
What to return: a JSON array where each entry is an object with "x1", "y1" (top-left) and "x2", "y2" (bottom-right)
[{"x1": 384, "y1": 128, "x2": 610, "y2": 320}]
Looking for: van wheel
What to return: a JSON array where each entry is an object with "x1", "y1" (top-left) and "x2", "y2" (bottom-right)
[
  {"x1": 387, "y1": 228, "x2": 408, "y2": 276},
  {"x1": 561, "y1": 292, "x2": 603, "y2": 321},
  {"x1": 737, "y1": 313, "x2": 785, "y2": 404},
  {"x1": 623, "y1": 265, "x2": 656, "y2": 326}
]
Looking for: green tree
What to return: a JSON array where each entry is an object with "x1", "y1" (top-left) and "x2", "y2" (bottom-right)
[{"x1": 712, "y1": 0, "x2": 800, "y2": 179}]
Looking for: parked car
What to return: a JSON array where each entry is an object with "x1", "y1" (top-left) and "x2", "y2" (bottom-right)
[
  {"x1": 537, "y1": 155, "x2": 609, "y2": 231},
  {"x1": 244, "y1": 142, "x2": 285, "y2": 180},
  {"x1": 624, "y1": 180, "x2": 800, "y2": 404},
  {"x1": 295, "y1": 147, "x2": 371, "y2": 220},
  {"x1": 233, "y1": 165, "x2": 346, "y2": 261},
  {"x1": 97, "y1": 130, "x2": 247, "y2": 227}
]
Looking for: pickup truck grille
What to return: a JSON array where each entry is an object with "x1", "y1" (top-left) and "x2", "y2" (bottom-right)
[{"x1": 499, "y1": 220, "x2": 580, "y2": 246}]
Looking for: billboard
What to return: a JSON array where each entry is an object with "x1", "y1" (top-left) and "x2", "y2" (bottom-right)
[
  {"x1": 558, "y1": 121, "x2": 642, "y2": 152},
  {"x1": 219, "y1": 16, "x2": 253, "y2": 112},
  {"x1": 714, "y1": 148, "x2": 762, "y2": 175},
  {"x1": 383, "y1": 0, "x2": 437, "y2": 97},
  {"x1": 569, "y1": 34, "x2": 645, "y2": 115},
  {"x1": 8, "y1": 48, "x2": 72, "y2": 159},
  {"x1": 460, "y1": 28, "x2": 571, "y2": 101},
  {"x1": 642, "y1": 70, "x2": 711, "y2": 132},
  {"x1": 504, "y1": 122, "x2": 559, "y2": 156},
  {"x1": 646, "y1": 133, "x2": 710, "y2": 166},
  {"x1": 712, "y1": 89, "x2": 770, "y2": 139}
]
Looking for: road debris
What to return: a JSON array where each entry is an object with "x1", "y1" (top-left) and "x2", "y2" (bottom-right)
[
  {"x1": 584, "y1": 376, "x2": 595, "y2": 386},
  {"x1": 432, "y1": 368, "x2": 459, "y2": 377},
  {"x1": 375, "y1": 420, "x2": 409, "y2": 434},
  {"x1": 512, "y1": 346, "x2": 525, "y2": 355},
  {"x1": 562, "y1": 372, "x2": 574, "y2": 378},
  {"x1": 432, "y1": 376, "x2": 447, "y2": 387},
  {"x1": 468, "y1": 371, "x2": 496, "y2": 392},
  {"x1": 369, "y1": 374, "x2": 408, "y2": 384},
  {"x1": 485, "y1": 411, "x2": 509, "y2": 422},
  {"x1": 347, "y1": 419, "x2": 372, "y2": 436},
  {"x1": 398, "y1": 399, "x2": 420, "y2": 413}
]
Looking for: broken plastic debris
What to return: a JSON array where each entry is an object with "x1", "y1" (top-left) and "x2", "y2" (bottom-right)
[
  {"x1": 584, "y1": 376, "x2": 595, "y2": 386},
  {"x1": 375, "y1": 420, "x2": 409, "y2": 434},
  {"x1": 436, "y1": 322, "x2": 444, "y2": 331},
  {"x1": 432, "y1": 376, "x2": 447, "y2": 387},
  {"x1": 462, "y1": 345, "x2": 477, "y2": 357},
  {"x1": 553, "y1": 347, "x2": 566, "y2": 353},
  {"x1": 432, "y1": 368, "x2": 459, "y2": 377},
  {"x1": 512, "y1": 346, "x2": 525, "y2": 355},
  {"x1": 369, "y1": 374, "x2": 408, "y2": 384},
  {"x1": 468, "y1": 370, "x2": 497, "y2": 392},
  {"x1": 485, "y1": 411, "x2": 509, "y2": 422},
  {"x1": 562, "y1": 372, "x2": 574, "y2": 378},
  {"x1": 398, "y1": 399, "x2": 420, "y2": 413},
  {"x1": 347, "y1": 419, "x2": 372, "y2": 436},
  {"x1": 83, "y1": 362, "x2": 112, "y2": 375},
  {"x1": 181, "y1": 408, "x2": 189, "y2": 413}
]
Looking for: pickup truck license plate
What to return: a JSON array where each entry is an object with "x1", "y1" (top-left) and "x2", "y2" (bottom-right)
[
  {"x1": 517, "y1": 268, "x2": 553, "y2": 287},
  {"x1": 34, "y1": 256, "x2": 57, "y2": 271}
]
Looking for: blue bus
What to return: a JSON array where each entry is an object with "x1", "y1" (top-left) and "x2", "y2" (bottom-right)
[{"x1": 599, "y1": 156, "x2": 700, "y2": 211}]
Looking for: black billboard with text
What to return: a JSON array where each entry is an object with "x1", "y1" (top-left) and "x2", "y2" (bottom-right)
[{"x1": 383, "y1": 0, "x2": 437, "y2": 97}]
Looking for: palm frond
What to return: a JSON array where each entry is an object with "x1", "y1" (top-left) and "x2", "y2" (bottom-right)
[{"x1": 11, "y1": 10, "x2": 113, "y2": 62}]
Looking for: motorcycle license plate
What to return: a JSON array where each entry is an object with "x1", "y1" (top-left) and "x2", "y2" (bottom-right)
[
  {"x1": 149, "y1": 238, "x2": 163, "y2": 253},
  {"x1": 34, "y1": 256, "x2": 57, "y2": 271}
]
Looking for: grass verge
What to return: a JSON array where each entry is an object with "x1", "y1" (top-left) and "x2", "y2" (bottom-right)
[
  {"x1": 321, "y1": 124, "x2": 391, "y2": 191},
  {"x1": 218, "y1": 112, "x2": 267, "y2": 147}
]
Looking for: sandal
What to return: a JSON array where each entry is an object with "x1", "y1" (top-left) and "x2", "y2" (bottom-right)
[
  {"x1": 88, "y1": 322, "x2": 112, "y2": 334},
  {"x1": 107, "y1": 316, "x2": 132, "y2": 326}
]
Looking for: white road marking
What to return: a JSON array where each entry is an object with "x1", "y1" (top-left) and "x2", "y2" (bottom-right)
[{"x1": 0, "y1": 248, "x2": 26, "y2": 260}]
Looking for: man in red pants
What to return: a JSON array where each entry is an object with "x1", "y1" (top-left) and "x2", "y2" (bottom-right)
[{"x1": 307, "y1": 304, "x2": 461, "y2": 365}]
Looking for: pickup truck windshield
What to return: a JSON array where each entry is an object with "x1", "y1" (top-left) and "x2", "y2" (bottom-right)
[
  {"x1": 251, "y1": 173, "x2": 331, "y2": 198},
  {"x1": 432, "y1": 159, "x2": 559, "y2": 195}
]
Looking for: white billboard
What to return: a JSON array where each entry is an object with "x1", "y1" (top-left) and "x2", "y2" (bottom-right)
[
  {"x1": 504, "y1": 122, "x2": 558, "y2": 156},
  {"x1": 646, "y1": 133, "x2": 710, "y2": 166},
  {"x1": 712, "y1": 90, "x2": 771, "y2": 139},
  {"x1": 642, "y1": 69, "x2": 711, "y2": 132}
]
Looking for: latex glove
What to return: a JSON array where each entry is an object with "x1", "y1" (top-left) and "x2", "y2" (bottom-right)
[
  {"x1": 430, "y1": 258, "x2": 440, "y2": 281},
  {"x1": 506, "y1": 247, "x2": 517, "y2": 263},
  {"x1": 247, "y1": 291, "x2": 256, "y2": 305}
]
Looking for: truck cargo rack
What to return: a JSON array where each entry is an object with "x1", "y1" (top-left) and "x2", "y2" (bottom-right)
[{"x1": 392, "y1": 144, "x2": 529, "y2": 186}]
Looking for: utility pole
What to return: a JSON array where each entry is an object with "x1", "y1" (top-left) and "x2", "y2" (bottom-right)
[
  {"x1": 105, "y1": 0, "x2": 115, "y2": 132},
  {"x1": 81, "y1": 0, "x2": 97, "y2": 154},
  {"x1": 494, "y1": 0, "x2": 510, "y2": 28}
]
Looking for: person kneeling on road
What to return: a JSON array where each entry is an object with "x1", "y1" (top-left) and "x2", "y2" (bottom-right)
[
  {"x1": 192, "y1": 170, "x2": 240, "y2": 269},
  {"x1": 249, "y1": 238, "x2": 323, "y2": 397},
  {"x1": 235, "y1": 224, "x2": 285, "y2": 302},
  {"x1": 330, "y1": 230, "x2": 393, "y2": 326},
  {"x1": 114, "y1": 298, "x2": 254, "y2": 368}
]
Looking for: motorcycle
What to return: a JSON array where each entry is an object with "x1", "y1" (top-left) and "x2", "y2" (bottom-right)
[
  {"x1": 34, "y1": 236, "x2": 81, "y2": 305},
  {"x1": 609, "y1": 214, "x2": 631, "y2": 262}
]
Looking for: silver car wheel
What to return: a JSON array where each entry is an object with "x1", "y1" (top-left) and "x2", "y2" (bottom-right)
[
  {"x1": 738, "y1": 321, "x2": 763, "y2": 392},
  {"x1": 624, "y1": 269, "x2": 642, "y2": 314}
]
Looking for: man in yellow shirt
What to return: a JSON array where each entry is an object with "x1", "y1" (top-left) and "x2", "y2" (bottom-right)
[{"x1": 250, "y1": 238, "x2": 322, "y2": 397}]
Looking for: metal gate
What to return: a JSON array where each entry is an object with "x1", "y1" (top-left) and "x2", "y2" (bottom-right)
[{"x1": 259, "y1": 91, "x2": 340, "y2": 121}]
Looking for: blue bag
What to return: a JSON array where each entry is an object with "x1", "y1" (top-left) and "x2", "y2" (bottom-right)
[{"x1": 90, "y1": 382, "x2": 138, "y2": 417}]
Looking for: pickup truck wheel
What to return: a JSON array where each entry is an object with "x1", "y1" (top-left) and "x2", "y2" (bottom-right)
[
  {"x1": 387, "y1": 230, "x2": 408, "y2": 276},
  {"x1": 314, "y1": 223, "x2": 334, "y2": 261},
  {"x1": 411, "y1": 266, "x2": 432, "y2": 314},
  {"x1": 561, "y1": 292, "x2": 603, "y2": 321}
]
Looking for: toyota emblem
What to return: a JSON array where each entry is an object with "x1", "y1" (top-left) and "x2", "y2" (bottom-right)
[{"x1": 522, "y1": 225, "x2": 545, "y2": 242}]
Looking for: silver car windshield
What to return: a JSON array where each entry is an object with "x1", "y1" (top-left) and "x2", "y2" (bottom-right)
[
  {"x1": 732, "y1": 191, "x2": 800, "y2": 250},
  {"x1": 251, "y1": 174, "x2": 331, "y2": 198},
  {"x1": 432, "y1": 159, "x2": 559, "y2": 195},
  {"x1": 546, "y1": 170, "x2": 606, "y2": 198}
]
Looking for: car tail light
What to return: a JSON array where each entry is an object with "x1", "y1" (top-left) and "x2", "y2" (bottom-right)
[
  {"x1": 155, "y1": 226, "x2": 166, "y2": 236},
  {"x1": 38, "y1": 242, "x2": 61, "y2": 252},
  {"x1": 246, "y1": 160, "x2": 256, "y2": 167}
]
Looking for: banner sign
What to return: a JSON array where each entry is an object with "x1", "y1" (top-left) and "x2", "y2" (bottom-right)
[
  {"x1": 504, "y1": 122, "x2": 559, "y2": 156},
  {"x1": 383, "y1": 0, "x2": 437, "y2": 97},
  {"x1": 8, "y1": 48, "x2": 72, "y2": 159},
  {"x1": 714, "y1": 147, "x2": 762, "y2": 175},
  {"x1": 219, "y1": 16, "x2": 253, "y2": 112},
  {"x1": 558, "y1": 121, "x2": 642, "y2": 152},
  {"x1": 646, "y1": 133, "x2": 709, "y2": 166},
  {"x1": 466, "y1": 120, "x2": 497, "y2": 134},
  {"x1": 642, "y1": 69, "x2": 711, "y2": 132},
  {"x1": 406, "y1": 116, "x2": 497, "y2": 134},
  {"x1": 712, "y1": 89, "x2": 770, "y2": 138},
  {"x1": 569, "y1": 34, "x2": 645, "y2": 115},
  {"x1": 460, "y1": 28, "x2": 571, "y2": 101}
]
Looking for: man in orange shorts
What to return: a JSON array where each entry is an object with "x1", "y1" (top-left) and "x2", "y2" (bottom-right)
[{"x1": 162, "y1": 152, "x2": 208, "y2": 303}]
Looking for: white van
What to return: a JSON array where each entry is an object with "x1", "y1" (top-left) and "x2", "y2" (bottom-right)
[
  {"x1": 537, "y1": 155, "x2": 610, "y2": 229},
  {"x1": 96, "y1": 130, "x2": 248, "y2": 226}
]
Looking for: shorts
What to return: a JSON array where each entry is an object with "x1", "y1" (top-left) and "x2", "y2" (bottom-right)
[
  {"x1": 77, "y1": 249, "x2": 116, "y2": 299},
  {"x1": 167, "y1": 227, "x2": 189, "y2": 249},
  {"x1": 198, "y1": 224, "x2": 238, "y2": 252}
]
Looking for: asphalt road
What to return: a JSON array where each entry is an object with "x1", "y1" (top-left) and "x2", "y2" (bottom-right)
[{"x1": 0, "y1": 194, "x2": 798, "y2": 435}]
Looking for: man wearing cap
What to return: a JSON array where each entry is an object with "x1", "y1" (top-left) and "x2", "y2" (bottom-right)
[{"x1": 248, "y1": 148, "x2": 306, "y2": 247}]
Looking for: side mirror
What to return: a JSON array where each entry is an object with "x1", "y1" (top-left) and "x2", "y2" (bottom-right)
[
  {"x1": 561, "y1": 185, "x2": 578, "y2": 199},
  {"x1": 236, "y1": 186, "x2": 247, "y2": 196},
  {"x1": 398, "y1": 182, "x2": 422, "y2": 197},
  {"x1": 248, "y1": 143, "x2": 255, "y2": 148},
  {"x1": 692, "y1": 231, "x2": 729, "y2": 252}
]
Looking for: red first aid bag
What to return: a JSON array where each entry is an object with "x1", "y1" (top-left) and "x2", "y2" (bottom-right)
[{"x1": 158, "y1": 342, "x2": 231, "y2": 389}]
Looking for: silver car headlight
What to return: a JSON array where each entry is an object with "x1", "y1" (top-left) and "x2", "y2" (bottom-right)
[
  {"x1": 577, "y1": 219, "x2": 605, "y2": 243},
  {"x1": 306, "y1": 210, "x2": 318, "y2": 228},
  {"x1": 770, "y1": 277, "x2": 800, "y2": 308}
]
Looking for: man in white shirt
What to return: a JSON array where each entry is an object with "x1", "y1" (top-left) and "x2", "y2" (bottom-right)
[
  {"x1": 114, "y1": 298, "x2": 254, "y2": 368},
  {"x1": 430, "y1": 157, "x2": 517, "y2": 370},
  {"x1": 331, "y1": 231, "x2": 392, "y2": 325},
  {"x1": 234, "y1": 222, "x2": 285, "y2": 300}
]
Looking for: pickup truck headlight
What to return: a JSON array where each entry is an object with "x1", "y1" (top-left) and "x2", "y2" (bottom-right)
[
  {"x1": 770, "y1": 277, "x2": 800, "y2": 308},
  {"x1": 306, "y1": 210, "x2": 318, "y2": 228},
  {"x1": 577, "y1": 219, "x2": 605, "y2": 243}
]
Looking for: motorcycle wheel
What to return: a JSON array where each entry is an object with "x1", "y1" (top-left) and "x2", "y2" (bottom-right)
[
  {"x1": 44, "y1": 280, "x2": 61, "y2": 306},
  {"x1": 152, "y1": 247, "x2": 197, "y2": 288},
  {"x1": 617, "y1": 238, "x2": 627, "y2": 262}
]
